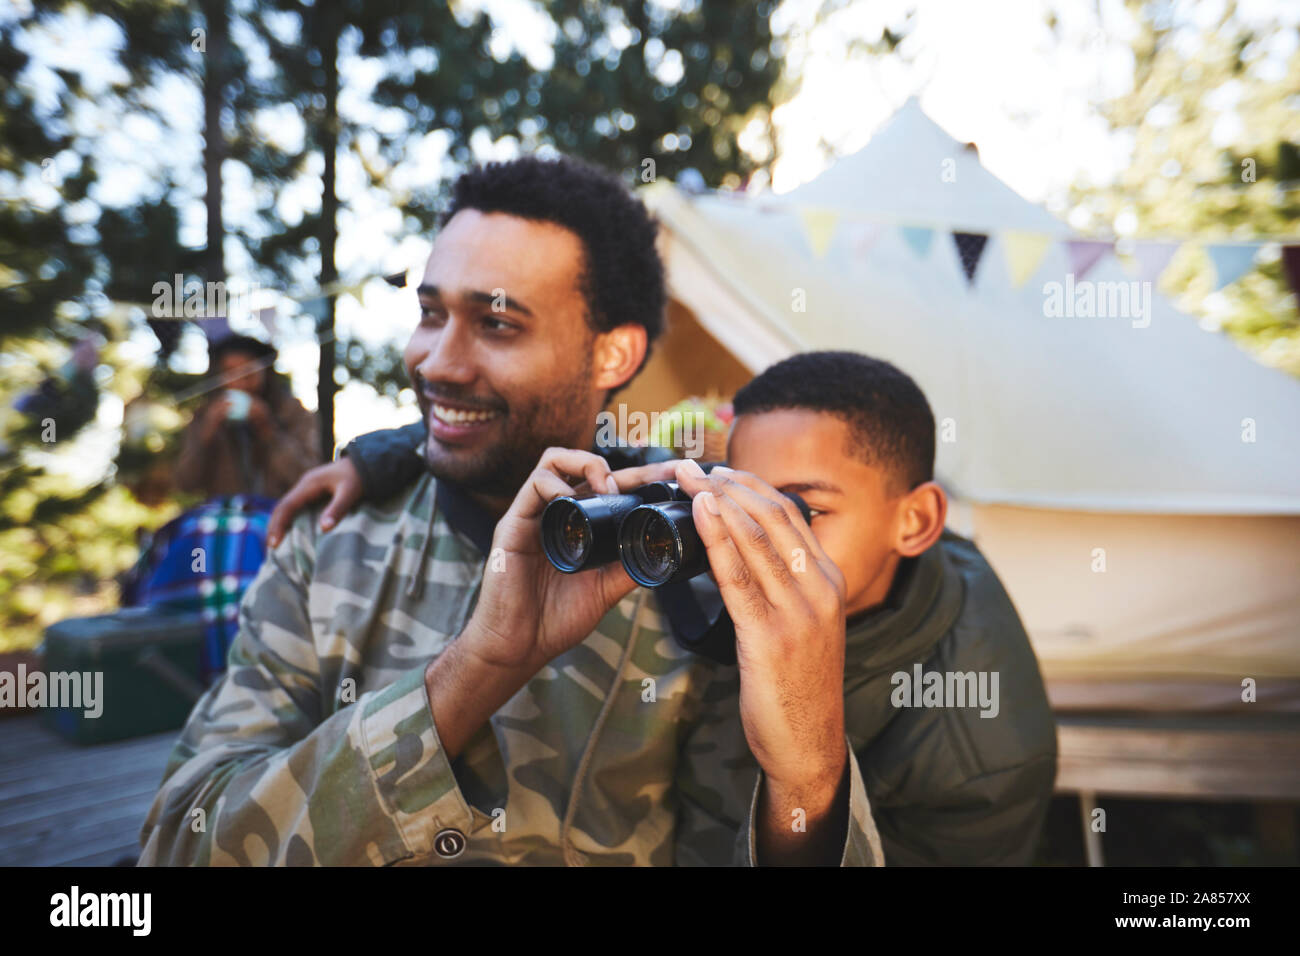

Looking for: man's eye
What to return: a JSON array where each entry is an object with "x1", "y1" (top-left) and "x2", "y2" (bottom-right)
[
  {"x1": 419, "y1": 305, "x2": 444, "y2": 322},
  {"x1": 807, "y1": 508, "x2": 826, "y2": 519},
  {"x1": 482, "y1": 315, "x2": 515, "y2": 332}
]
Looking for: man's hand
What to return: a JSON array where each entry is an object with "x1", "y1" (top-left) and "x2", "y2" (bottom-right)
[
  {"x1": 267, "y1": 457, "x2": 363, "y2": 548},
  {"x1": 461, "y1": 447, "x2": 682, "y2": 670},
  {"x1": 673, "y1": 458, "x2": 850, "y2": 864},
  {"x1": 425, "y1": 447, "x2": 681, "y2": 761}
]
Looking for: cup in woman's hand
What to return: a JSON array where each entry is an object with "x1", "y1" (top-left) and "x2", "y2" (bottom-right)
[{"x1": 224, "y1": 389, "x2": 252, "y2": 422}]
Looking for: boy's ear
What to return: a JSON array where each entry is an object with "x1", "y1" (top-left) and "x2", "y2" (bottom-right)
[
  {"x1": 593, "y1": 323, "x2": 647, "y2": 394},
  {"x1": 894, "y1": 480, "x2": 947, "y2": 558}
]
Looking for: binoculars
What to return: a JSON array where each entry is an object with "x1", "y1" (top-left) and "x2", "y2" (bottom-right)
[{"x1": 540, "y1": 463, "x2": 811, "y2": 589}]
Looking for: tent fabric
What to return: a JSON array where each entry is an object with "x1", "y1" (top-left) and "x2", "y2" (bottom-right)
[
  {"x1": 641, "y1": 99, "x2": 1300, "y2": 515},
  {"x1": 634, "y1": 98, "x2": 1300, "y2": 698}
]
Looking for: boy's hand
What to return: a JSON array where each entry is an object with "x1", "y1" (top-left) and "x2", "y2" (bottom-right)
[
  {"x1": 267, "y1": 457, "x2": 363, "y2": 548},
  {"x1": 673, "y1": 459, "x2": 849, "y2": 800}
]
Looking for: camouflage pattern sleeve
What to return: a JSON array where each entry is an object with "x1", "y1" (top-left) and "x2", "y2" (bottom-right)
[
  {"x1": 672, "y1": 660, "x2": 885, "y2": 866},
  {"x1": 736, "y1": 739, "x2": 884, "y2": 866},
  {"x1": 137, "y1": 511, "x2": 489, "y2": 866}
]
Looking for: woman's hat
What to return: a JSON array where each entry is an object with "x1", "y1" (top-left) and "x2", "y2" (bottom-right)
[{"x1": 208, "y1": 331, "x2": 278, "y2": 365}]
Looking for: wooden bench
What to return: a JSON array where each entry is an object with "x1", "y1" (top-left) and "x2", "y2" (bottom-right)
[{"x1": 1053, "y1": 712, "x2": 1300, "y2": 865}]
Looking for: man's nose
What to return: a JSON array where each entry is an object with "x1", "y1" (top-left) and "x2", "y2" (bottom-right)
[{"x1": 415, "y1": 315, "x2": 477, "y2": 386}]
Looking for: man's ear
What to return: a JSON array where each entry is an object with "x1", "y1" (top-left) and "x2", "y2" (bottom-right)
[
  {"x1": 593, "y1": 323, "x2": 647, "y2": 394},
  {"x1": 894, "y1": 480, "x2": 947, "y2": 558}
]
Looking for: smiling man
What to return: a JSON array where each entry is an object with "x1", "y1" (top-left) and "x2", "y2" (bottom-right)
[{"x1": 139, "y1": 156, "x2": 882, "y2": 867}]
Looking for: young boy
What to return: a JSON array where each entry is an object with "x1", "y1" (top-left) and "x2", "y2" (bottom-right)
[{"x1": 271, "y1": 350, "x2": 1058, "y2": 865}]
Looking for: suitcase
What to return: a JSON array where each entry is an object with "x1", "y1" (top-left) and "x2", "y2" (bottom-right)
[{"x1": 39, "y1": 606, "x2": 208, "y2": 745}]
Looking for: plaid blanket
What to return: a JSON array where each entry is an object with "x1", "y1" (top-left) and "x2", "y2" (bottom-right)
[{"x1": 122, "y1": 496, "x2": 276, "y2": 680}]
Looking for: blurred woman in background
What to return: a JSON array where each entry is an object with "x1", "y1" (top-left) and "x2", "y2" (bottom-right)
[{"x1": 175, "y1": 332, "x2": 319, "y2": 499}]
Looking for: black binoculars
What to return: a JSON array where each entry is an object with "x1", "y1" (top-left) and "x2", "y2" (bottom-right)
[{"x1": 540, "y1": 463, "x2": 811, "y2": 589}]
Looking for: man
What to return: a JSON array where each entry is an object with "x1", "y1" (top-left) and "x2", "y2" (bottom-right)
[
  {"x1": 175, "y1": 333, "x2": 319, "y2": 499},
  {"x1": 283, "y1": 351, "x2": 1058, "y2": 865},
  {"x1": 138, "y1": 155, "x2": 882, "y2": 866}
]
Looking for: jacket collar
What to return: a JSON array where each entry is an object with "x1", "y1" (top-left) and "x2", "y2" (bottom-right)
[
  {"x1": 434, "y1": 478, "x2": 498, "y2": 555},
  {"x1": 840, "y1": 537, "x2": 964, "y2": 749}
]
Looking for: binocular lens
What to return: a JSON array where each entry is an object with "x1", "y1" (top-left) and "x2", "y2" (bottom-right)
[
  {"x1": 634, "y1": 512, "x2": 678, "y2": 581},
  {"x1": 541, "y1": 492, "x2": 644, "y2": 573},
  {"x1": 620, "y1": 502, "x2": 699, "y2": 588},
  {"x1": 556, "y1": 507, "x2": 591, "y2": 567},
  {"x1": 542, "y1": 499, "x2": 593, "y2": 572}
]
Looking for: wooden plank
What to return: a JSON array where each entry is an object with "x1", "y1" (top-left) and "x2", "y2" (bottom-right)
[
  {"x1": 0, "y1": 790, "x2": 158, "y2": 866},
  {"x1": 0, "y1": 772, "x2": 163, "y2": 830},
  {"x1": 0, "y1": 720, "x2": 178, "y2": 790},
  {"x1": 0, "y1": 745, "x2": 173, "y2": 804},
  {"x1": 0, "y1": 716, "x2": 177, "y2": 867},
  {"x1": 1055, "y1": 719, "x2": 1300, "y2": 800}
]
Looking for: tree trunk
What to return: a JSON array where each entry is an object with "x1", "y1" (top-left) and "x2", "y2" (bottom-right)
[
  {"x1": 317, "y1": 15, "x2": 339, "y2": 462},
  {"x1": 200, "y1": 0, "x2": 226, "y2": 289}
]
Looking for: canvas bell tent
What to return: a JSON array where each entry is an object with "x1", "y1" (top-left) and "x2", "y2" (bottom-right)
[{"x1": 616, "y1": 98, "x2": 1300, "y2": 712}]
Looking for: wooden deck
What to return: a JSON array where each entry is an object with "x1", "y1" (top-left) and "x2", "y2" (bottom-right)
[
  {"x1": 0, "y1": 715, "x2": 178, "y2": 866},
  {"x1": 2, "y1": 707, "x2": 1297, "y2": 867}
]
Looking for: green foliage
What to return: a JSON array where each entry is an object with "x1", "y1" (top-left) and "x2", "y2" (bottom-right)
[
  {"x1": 2, "y1": 1, "x2": 788, "y2": 650},
  {"x1": 1066, "y1": 0, "x2": 1300, "y2": 374}
]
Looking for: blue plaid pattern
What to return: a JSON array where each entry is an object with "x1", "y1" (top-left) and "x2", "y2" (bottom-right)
[{"x1": 123, "y1": 496, "x2": 276, "y2": 680}]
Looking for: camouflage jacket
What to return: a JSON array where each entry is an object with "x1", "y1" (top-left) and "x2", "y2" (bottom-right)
[{"x1": 138, "y1": 470, "x2": 885, "y2": 866}]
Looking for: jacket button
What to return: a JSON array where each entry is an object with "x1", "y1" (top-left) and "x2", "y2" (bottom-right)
[{"x1": 433, "y1": 828, "x2": 466, "y2": 859}]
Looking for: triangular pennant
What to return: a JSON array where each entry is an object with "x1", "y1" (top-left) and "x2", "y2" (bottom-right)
[
  {"x1": 1206, "y1": 243, "x2": 1258, "y2": 291},
  {"x1": 845, "y1": 221, "x2": 885, "y2": 261},
  {"x1": 1281, "y1": 246, "x2": 1300, "y2": 303},
  {"x1": 797, "y1": 207, "x2": 839, "y2": 257},
  {"x1": 255, "y1": 305, "x2": 278, "y2": 340},
  {"x1": 1130, "y1": 240, "x2": 1180, "y2": 283},
  {"x1": 1002, "y1": 231, "x2": 1052, "y2": 288},
  {"x1": 951, "y1": 232, "x2": 989, "y2": 286},
  {"x1": 1065, "y1": 239, "x2": 1113, "y2": 281},
  {"x1": 900, "y1": 226, "x2": 934, "y2": 259},
  {"x1": 197, "y1": 316, "x2": 232, "y2": 342},
  {"x1": 299, "y1": 297, "x2": 330, "y2": 322}
]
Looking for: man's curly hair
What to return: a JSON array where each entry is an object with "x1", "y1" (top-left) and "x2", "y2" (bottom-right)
[
  {"x1": 440, "y1": 155, "x2": 666, "y2": 381},
  {"x1": 732, "y1": 351, "x2": 936, "y2": 494}
]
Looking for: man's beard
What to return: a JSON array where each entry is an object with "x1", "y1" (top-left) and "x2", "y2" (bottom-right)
[{"x1": 413, "y1": 358, "x2": 595, "y2": 498}]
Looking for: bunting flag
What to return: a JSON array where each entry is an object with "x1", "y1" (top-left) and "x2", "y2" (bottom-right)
[
  {"x1": 1206, "y1": 243, "x2": 1258, "y2": 291},
  {"x1": 798, "y1": 207, "x2": 840, "y2": 257},
  {"x1": 299, "y1": 297, "x2": 330, "y2": 322},
  {"x1": 845, "y1": 221, "x2": 885, "y2": 261},
  {"x1": 952, "y1": 232, "x2": 989, "y2": 285},
  {"x1": 900, "y1": 226, "x2": 934, "y2": 259},
  {"x1": 1129, "y1": 240, "x2": 1180, "y2": 283},
  {"x1": 1065, "y1": 239, "x2": 1113, "y2": 281},
  {"x1": 1002, "y1": 231, "x2": 1053, "y2": 287},
  {"x1": 1282, "y1": 246, "x2": 1300, "y2": 302},
  {"x1": 255, "y1": 305, "x2": 278, "y2": 340},
  {"x1": 196, "y1": 316, "x2": 232, "y2": 341}
]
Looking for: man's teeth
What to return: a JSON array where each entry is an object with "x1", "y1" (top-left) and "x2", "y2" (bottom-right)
[{"x1": 433, "y1": 403, "x2": 499, "y2": 425}]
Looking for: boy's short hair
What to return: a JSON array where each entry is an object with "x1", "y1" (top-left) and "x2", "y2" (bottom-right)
[
  {"x1": 732, "y1": 351, "x2": 935, "y2": 493},
  {"x1": 441, "y1": 155, "x2": 666, "y2": 379}
]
